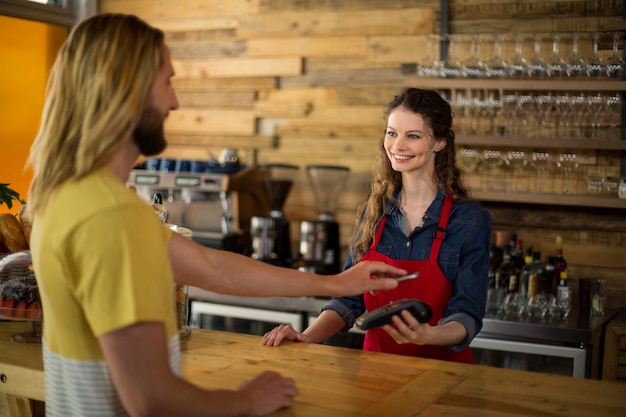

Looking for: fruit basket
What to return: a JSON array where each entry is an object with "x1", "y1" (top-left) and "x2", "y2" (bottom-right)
[{"x1": 0, "y1": 251, "x2": 43, "y2": 343}]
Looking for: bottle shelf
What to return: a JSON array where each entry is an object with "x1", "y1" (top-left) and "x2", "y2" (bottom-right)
[
  {"x1": 457, "y1": 135, "x2": 626, "y2": 150},
  {"x1": 473, "y1": 190, "x2": 626, "y2": 209}
]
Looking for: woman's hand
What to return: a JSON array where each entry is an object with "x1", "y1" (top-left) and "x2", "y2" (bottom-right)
[
  {"x1": 261, "y1": 324, "x2": 310, "y2": 347},
  {"x1": 381, "y1": 309, "x2": 432, "y2": 345}
]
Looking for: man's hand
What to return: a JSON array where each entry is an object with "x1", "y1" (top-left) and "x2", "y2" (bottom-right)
[{"x1": 327, "y1": 261, "x2": 405, "y2": 296}]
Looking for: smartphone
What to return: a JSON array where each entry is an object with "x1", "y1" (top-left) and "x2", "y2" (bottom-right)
[{"x1": 394, "y1": 272, "x2": 419, "y2": 282}]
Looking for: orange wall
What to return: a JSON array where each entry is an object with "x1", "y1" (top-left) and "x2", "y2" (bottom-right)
[{"x1": 0, "y1": 15, "x2": 67, "y2": 213}]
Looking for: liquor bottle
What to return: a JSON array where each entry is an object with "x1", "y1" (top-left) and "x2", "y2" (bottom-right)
[
  {"x1": 511, "y1": 237, "x2": 524, "y2": 270},
  {"x1": 487, "y1": 243, "x2": 499, "y2": 290},
  {"x1": 530, "y1": 251, "x2": 544, "y2": 298},
  {"x1": 554, "y1": 269, "x2": 571, "y2": 319},
  {"x1": 542, "y1": 255, "x2": 556, "y2": 296},
  {"x1": 496, "y1": 248, "x2": 518, "y2": 293},
  {"x1": 519, "y1": 246, "x2": 534, "y2": 300},
  {"x1": 553, "y1": 235, "x2": 568, "y2": 296}
]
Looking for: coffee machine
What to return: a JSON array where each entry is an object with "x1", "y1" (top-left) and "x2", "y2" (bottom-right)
[
  {"x1": 250, "y1": 164, "x2": 299, "y2": 267},
  {"x1": 127, "y1": 158, "x2": 268, "y2": 253},
  {"x1": 299, "y1": 165, "x2": 350, "y2": 275}
]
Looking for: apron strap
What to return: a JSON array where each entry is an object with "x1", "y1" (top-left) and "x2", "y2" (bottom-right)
[
  {"x1": 370, "y1": 216, "x2": 387, "y2": 250},
  {"x1": 429, "y1": 193, "x2": 453, "y2": 262}
]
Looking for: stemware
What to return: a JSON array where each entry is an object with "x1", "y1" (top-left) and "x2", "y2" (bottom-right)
[
  {"x1": 417, "y1": 34, "x2": 443, "y2": 78},
  {"x1": 531, "y1": 151, "x2": 552, "y2": 193},
  {"x1": 508, "y1": 33, "x2": 529, "y2": 78},
  {"x1": 547, "y1": 33, "x2": 566, "y2": 78},
  {"x1": 555, "y1": 92, "x2": 573, "y2": 139},
  {"x1": 505, "y1": 149, "x2": 528, "y2": 192},
  {"x1": 528, "y1": 33, "x2": 548, "y2": 79},
  {"x1": 481, "y1": 149, "x2": 504, "y2": 191},
  {"x1": 568, "y1": 92, "x2": 590, "y2": 138},
  {"x1": 604, "y1": 93, "x2": 622, "y2": 141},
  {"x1": 566, "y1": 32, "x2": 586, "y2": 78},
  {"x1": 457, "y1": 147, "x2": 481, "y2": 190},
  {"x1": 485, "y1": 34, "x2": 509, "y2": 78},
  {"x1": 557, "y1": 152, "x2": 579, "y2": 194},
  {"x1": 452, "y1": 88, "x2": 470, "y2": 135},
  {"x1": 605, "y1": 31, "x2": 625, "y2": 80},
  {"x1": 587, "y1": 93, "x2": 607, "y2": 140},
  {"x1": 441, "y1": 34, "x2": 466, "y2": 78},
  {"x1": 462, "y1": 34, "x2": 487, "y2": 78},
  {"x1": 586, "y1": 32, "x2": 607, "y2": 78}
]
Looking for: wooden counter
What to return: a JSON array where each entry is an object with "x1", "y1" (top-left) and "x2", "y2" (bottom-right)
[{"x1": 2, "y1": 320, "x2": 626, "y2": 417}]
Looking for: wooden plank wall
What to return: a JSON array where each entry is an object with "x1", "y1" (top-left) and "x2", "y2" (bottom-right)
[{"x1": 99, "y1": 0, "x2": 626, "y2": 308}]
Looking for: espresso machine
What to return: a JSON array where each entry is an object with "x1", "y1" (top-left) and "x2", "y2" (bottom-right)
[
  {"x1": 250, "y1": 164, "x2": 299, "y2": 267},
  {"x1": 299, "y1": 165, "x2": 350, "y2": 275},
  {"x1": 127, "y1": 158, "x2": 268, "y2": 253}
]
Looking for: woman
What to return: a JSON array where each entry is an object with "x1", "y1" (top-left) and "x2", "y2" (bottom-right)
[{"x1": 262, "y1": 88, "x2": 492, "y2": 363}]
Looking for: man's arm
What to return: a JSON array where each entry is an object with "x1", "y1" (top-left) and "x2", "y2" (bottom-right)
[
  {"x1": 167, "y1": 232, "x2": 404, "y2": 297},
  {"x1": 100, "y1": 322, "x2": 298, "y2": 417}
]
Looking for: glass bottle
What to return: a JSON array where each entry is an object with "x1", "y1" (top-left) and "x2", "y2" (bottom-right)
[
  {"x1": 519, "y1": 246, "x2": 534, "y2": 300},
  {"x1": 496, "y1": 249, "x2": 518, "y2": 294},
  {"x1": 553, "y1": 235, "x2": 567, "y2": 296},
  {"x1": 542, "y1": 255, "x2": 556, "y2": 297}
]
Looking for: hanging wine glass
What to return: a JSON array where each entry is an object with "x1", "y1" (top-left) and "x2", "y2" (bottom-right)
[
  {"x1": 452, "y1": 88, "x2": 470, "y2": 135},
  {"x1": 557, "y1": 152, "x2": 579, "y2": 194},
  {"x1": 569, "y1": 92, "x2": 590, "y2": 138},
  {"x1": 501, "y1": 93, "x2": 519, "y2": 136},
  {"x1": 547, "y1": 33, "x2": 566, "y2": 78},
  {"x1": 531, "y1": 151, "x2": 552, "y2": 193},
  {"x1": 555, "y1": 92, "x2": 573, "y2": 139},
  {"x1": 514, "y1": 91, "x2": 533, "y2": 137},
  {"x1": 528, "y1": 33, "x2": 548, "y2": 79},
  {"x1": 457, "y1": 147, "x2": 481, "y2": 191},
  {"x1": 586, "y1": 32, "x2": 607, "y2": 79},
  {"x1": 566, "y1": 32, "x2": 586, "y2": 78},
  {"x1": 587, "y1": 93, "x2": 607, "y2": 140},
  {"x1": 605, "y1": 31, "x2": 625, "y2": 80},
  {"x1": 505, "y1": 149, "x2": 528, "y2": 192},
  {"x1": 417, "y1": 34, "x2": 443, "y2": 78},
  {"x1": 478, "y1": 89, "x2": 498, "y2": 135},
  {"x1": 605, "y1": 93, "x2": 622, "y2": 141},
  {"x1": 508, "y1": 33, "x2": 529, "y2": 78},
  {"x1": 534, "y1": 92, "x2": 555, "y2": 138},
  {"x1": 486, "y1": 34, "x2": 509, "y2": 78},
  {"x1": 462, "y1": 34, "x2": 487, "y2": 78},
  {"x1": 482, "y1": 149, "x2": 504, "y2": 192},
  {"x1": 441, "y1": 34, "x2": 466, "y2": 78}
]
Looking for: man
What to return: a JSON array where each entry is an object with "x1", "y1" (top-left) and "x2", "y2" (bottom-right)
[{"x1": 26, "y1": 14, "x2": 404, "y2": 417}]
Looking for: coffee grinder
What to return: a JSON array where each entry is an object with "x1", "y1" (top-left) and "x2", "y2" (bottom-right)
[
  {"x1": 299, "y1": 165, "x2": 350, "y2": 275},
  {"x1": 250, "y1": 164, "x2": 299, "y2": 267}
]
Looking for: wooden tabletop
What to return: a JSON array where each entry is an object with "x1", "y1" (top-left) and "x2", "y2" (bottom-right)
[{"x1": 2, "y1": 320, "x2": 626, "y2": 417}]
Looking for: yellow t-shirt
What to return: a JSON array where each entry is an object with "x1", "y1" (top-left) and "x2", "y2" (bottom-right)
[{"x1": 30, "y1": 167, "x2": 180, "y2": 416}]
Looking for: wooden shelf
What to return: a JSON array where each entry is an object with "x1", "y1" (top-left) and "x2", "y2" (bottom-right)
[
  {"x1": 473, "y1": 191, "x2": 626, "y2": 209},
  {"x1": 404, "y1": 77, "x2": 626, "y2": 92},
  {"x1": 457, "y1": 135, "x2": 626, "y2": 150}
]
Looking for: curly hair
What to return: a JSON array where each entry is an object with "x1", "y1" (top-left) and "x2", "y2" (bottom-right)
[
  {"x1": 26, "y1": 14, "x2": 164, "y2": 217},
  {"x1": 348, "y1": 87, "x2": 471, "y2": 263}
]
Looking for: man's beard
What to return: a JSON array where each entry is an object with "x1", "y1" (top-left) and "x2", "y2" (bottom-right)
[{"x1": 133, "y1": 106, "x2": 167, "y2": 156}]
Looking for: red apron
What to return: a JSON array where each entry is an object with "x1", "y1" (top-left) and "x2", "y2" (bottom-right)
[{"x1": 362, "y1": 194, "x2": 474, "y2": 364}]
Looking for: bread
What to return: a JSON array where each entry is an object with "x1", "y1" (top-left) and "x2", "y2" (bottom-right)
[
  {"x1": 17, "y1": 205, "x2": 32, "y2": 245},
  {"x1": 0, "y1": 213, "x2": 29, "y2": 253}
]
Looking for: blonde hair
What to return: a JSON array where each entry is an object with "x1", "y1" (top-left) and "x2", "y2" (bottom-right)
[
  {"x1": 348, "y1": 88, "x2": 470, "y2": 263},
  {"x1": 26, "y1": 14, "x2": 164, "y2": 217}
]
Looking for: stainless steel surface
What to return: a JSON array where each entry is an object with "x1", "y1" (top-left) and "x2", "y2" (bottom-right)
[
  {"x1": 470, "y1": 336, "x2": 588, "y2": 378},
  {"x1": 190, "y1": 302, "x2": 303, "y2": 331},
  {"x1": 188, "y1": 287, "x2": 327, "y2": 315}
]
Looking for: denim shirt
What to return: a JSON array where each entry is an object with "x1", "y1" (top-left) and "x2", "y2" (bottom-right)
[{"x1": 322, "y1": 191, "x2": 492, "y2": 351}]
